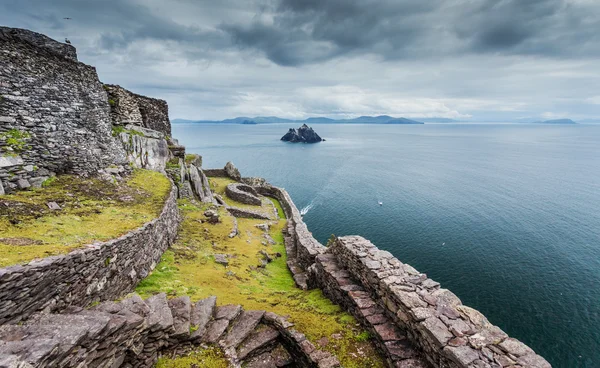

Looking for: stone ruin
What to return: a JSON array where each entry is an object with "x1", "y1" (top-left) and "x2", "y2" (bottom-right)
[{"x1": 0, "y1": 26, "x2": 551, "y2": 368}]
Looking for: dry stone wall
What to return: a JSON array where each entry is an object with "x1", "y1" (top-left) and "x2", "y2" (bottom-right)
[
  {"x1": 0, "y1": 184, "x2": 180, "y2": 325},
  {"x1": 104, "y1": 84, "x2": 171, "y2": 136},
  {"x1": 0, "y1": 27, "x2": 127, "y2": 193},
  {"x1": 317, "y1": 236, "x2": 551, "y2": 368},
  {"x1": 0, "y1": 293, "x2": 340, "y2": 368}
]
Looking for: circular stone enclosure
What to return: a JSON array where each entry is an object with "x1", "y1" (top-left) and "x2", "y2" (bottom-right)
[{"x1": 225, "y1": 183, "x2": 262, "y2": 205}]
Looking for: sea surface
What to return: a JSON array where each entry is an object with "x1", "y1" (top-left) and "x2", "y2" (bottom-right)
[{"x1": 173, "y1": 123, "x2": 600, "y2": 367}]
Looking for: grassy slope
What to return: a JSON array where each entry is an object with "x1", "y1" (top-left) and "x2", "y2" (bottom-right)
[
  {"x1": 139, "y1": 179, "x2": 385, "y2": 368},
  {"x1": 0, "y1": 169, "x2": 171, "y2": 267}
]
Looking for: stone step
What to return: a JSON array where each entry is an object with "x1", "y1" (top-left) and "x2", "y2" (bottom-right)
[
  {"x1": 190, "y1": 296, "x2": 216, "y2": 340},
  {"x1": 201, "y1": 304, "x2": 242, "y2": 344},
  {"x1": 242, "y1": 343, "x2": 293, "y2": 368},
  {"x1": 312, "y1": 253, "x2": 429, "y2": 367},
  {"x1": 167, "y1": 296, "x2": 191, "y2": 340},
  {"x1": 144, "y1": 293, "x2": 174, "y2": 332},
  {"x1": 220, "y1": 310, "x2": 265, "y2": 349},
  {"x1": 236, "y1": 324, "x2": 280, "y2": 361}
]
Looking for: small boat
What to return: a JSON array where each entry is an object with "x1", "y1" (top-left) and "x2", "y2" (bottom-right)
[{"x1": 378, "y1": 201, "x2": 383, "y2": 206}]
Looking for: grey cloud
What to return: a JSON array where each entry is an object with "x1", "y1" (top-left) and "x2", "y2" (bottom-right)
[
  {"x1": 1, "y1": 0, "x2": 599, "y2": 121},
  {"x1": 219, "y1": 0, "x2": 600, "y2": 66}
]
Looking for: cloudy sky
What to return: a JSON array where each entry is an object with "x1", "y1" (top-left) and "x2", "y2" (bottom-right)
[{"x1": 2, "y1": 0, "x2": 599, "y2": 121}]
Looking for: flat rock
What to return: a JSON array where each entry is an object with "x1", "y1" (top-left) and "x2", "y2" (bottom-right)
[
  {"x1": 444, "y1": 345, "x2": 480, "y2": 365},
  {"x1": 215, "y1": 304, "x2": 242, "y2": 321},
  {"x1": 202, "y1": 319, "x2": 230, "y2": 344},
  {"x1": 46, "y1": 202, "x2": 60, "y2": 210},
  {"x1": 214, "y1": 254, "x2": 229, "y2": 266},
  {"x1": 420, "y1": 316, "x2": 453, "y2": 347}
]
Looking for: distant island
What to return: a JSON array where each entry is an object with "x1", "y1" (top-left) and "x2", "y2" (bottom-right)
[
  {"x1": 281, "y1": 124, "x2": 323, "y2": 143},
  {"x1": 532, "y1": 119, "x2": 577, "y2": 125},
  {"x1": 173, "y1": 115, "x2": 425, "y2": 125}
]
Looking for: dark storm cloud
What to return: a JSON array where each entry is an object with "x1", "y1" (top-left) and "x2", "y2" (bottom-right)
[{"x1": 219, "y1": 0, "x2": 600, "y2": 66}]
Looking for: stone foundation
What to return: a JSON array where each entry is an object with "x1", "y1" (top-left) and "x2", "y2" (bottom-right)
[{"x1": 225, "y1": 183, "x2": 262, "y2": 205}]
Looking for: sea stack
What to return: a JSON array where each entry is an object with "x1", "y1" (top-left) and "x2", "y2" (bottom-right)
[{"x1": 281, "y1": 124, "x2": 323, "y2": 143}]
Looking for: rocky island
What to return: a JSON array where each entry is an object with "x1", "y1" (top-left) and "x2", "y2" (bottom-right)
[
  {"x1": 0, "y1": 27, "x2": 551, "y2": 368},
  {"x1": 281, "y1": 124, "x2": 323, "y2": 143}
]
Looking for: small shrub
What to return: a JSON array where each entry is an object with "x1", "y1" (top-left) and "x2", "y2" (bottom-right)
[
  {"x1": 0, "y1": 129, "x2": 31, "y2": 153},
  {"x1": 326, "y1": 234, "x2": 337, "y2": 247},
  {"x1": 41, "y1": 176, "x2": 57, "y2": 187},
  {"x1": 108, "y1": 99, "x2": 116, "y2": 107},
  {"x1": 354, "y1": 331, "x2": 371, "y2": 342},
  {"x1": 111, "y1": 125, "x2": 126, "y2": 137}
]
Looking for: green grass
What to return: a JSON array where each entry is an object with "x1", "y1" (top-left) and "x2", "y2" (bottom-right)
[
  {"x1": 156, "y1": 346, "x2": 228, "y2": 368},
  {"x1": 136, "y1": 196, "x2": 385, "y2": 367},
  {"x1": 0, "y1": 169, "x2": 171, "y2": 267}
]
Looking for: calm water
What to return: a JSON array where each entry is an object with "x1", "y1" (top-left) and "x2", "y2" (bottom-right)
[{"x1": 173, "y1": 123, "x2": 600, "y2": 367}]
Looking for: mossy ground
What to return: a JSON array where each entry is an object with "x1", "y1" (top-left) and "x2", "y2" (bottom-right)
[
  {"x1": 137, "y1": 178, "x2": 385, "y2": 368},
  {"x1": 157, "y1": 346, "x2": 228, "y2": 368},
  {"x1": 0, "y1": 169, "x2": 171, "y2": 267}
]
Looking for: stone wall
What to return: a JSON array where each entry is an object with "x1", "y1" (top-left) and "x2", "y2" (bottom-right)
[
  {"x1": 0, "y1": 183, "x2": 180, "y2": 325},
  {"x1": 0, "y1": 293, "x2": 340, "y2": 368},
  {"x1": 0, "y1": 27, "x2": 127, "y2": 193},
  {"x1": 203, "y1": 168, "x2": 228, "y2": 177},
  {"x1": 225, "y1": 183, "x2": 262, "y2": 205},
  {"x1": 104, "y1": 84, "x2": 171, "y2": 136},
  {"x1": 256, "y1": 185, "x2": 326, "y2": 269},
  {"x1": 314, "y1": 236, "x2": 551, "y2": 368}
]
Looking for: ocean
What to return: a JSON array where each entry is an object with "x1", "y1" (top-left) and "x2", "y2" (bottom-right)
[{"x1": 173, "y1": 122, "x2": 600, "y2": 367}]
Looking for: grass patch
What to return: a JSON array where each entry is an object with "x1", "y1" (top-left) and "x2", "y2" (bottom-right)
[
  {"x1": 137, "y1": 197, "x2": 385, "y2": 367},
  {"x1": 156, "y1": 346, "x2": 228, "y2": 368},
  {"x1": 0, "y1": 169, "x2": 171, "y2": 267}
]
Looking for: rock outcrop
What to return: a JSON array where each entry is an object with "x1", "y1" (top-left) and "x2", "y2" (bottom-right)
[{"x1": 281, "y1": 124, "x2": 323, "y2": 143}]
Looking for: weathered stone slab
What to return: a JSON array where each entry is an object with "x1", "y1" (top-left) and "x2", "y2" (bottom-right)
[
  {"x1": 202, "y1": 319, "x2": 230, "y2": 344},
  {"x1": 168, "y1": 296, "x2": 191, "y2": 339},
  {"x1": 236, "y1": 325, "x2": 280, "y2": 360},
  {"x1": 215, "y1": 304, "x2": 242, "y2": 321},
  {"x1": 221, "y1": 310, "x2": 265, "y2": 349},
  {"x1": 145, "y1": 293, "x2": 174, "y2": 331}
]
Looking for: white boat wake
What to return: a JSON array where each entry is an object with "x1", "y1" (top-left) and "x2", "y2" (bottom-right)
[{"x1": 300, "y1": 201, "x2": 315, "y2": 216}]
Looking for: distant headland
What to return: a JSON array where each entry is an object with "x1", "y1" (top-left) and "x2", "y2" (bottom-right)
[{"x1": 173, "y1": 115, "x2": 425, "y2": 125}]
